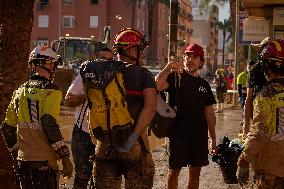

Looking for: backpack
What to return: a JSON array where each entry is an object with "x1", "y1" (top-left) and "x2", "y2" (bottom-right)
[
  {"x1": 80, "y1": 60, "x2": 134, "y2": 146},
  {"x1": 217, "y1": 78, "x2": 228, "y2": 93},
  {"x1": 221, "y1": 79, "x2": 228, "y2": 93}
]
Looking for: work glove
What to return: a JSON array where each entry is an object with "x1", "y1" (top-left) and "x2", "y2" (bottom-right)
[
  {"x1": 238, "y1": 96, "x2": 244, "y2": 104},
  {"x1": 237, "y1": 158, "x2": 249, "y2": 185},
  {"x1": 61, "y1": 157, "x2": 73, "y2": 178},
  {"x1": 117, "y1": 132, "x2": 138, "y2": 153}
]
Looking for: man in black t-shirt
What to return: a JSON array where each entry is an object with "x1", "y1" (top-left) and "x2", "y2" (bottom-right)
[{"x1": 156, "y1": 43, "x2": 216, "y2": 189}]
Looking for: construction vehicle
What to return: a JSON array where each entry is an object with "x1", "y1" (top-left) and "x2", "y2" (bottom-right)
[{"x1": 51, "y1": 26, "x2": 111, "y2": 98}]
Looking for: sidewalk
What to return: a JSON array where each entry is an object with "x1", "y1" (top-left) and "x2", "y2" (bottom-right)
[{"x1": 58, "y1": 104, "x2": 243, "y2": 189}]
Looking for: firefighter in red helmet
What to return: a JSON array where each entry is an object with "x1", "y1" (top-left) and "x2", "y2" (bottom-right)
[
  {"x1": 113, "y1": 28, "x2": 150, "y2": 66},
  {"x1": 237, "y1": 38, "x2": 284, "y2": 188},
  {"x1": 92, "y1": 28, "x2": 157, "y2": 189}
]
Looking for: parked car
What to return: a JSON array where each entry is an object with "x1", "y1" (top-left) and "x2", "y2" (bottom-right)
[{"x1": 147, "y1": 68, "x2": 161, "y2": 77}]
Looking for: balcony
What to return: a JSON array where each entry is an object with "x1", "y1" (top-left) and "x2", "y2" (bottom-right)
[
  {"x1": 188, "y1": 13, "x2": 193, "y2": 21},
  {"x1": 241, "y1": 0, "x2": 284, "y2": 17},
  {"x1": 37, "y1": 0, "x2": 49, "y2": 11},
  {"x1": 178, "y1": 24, "x2": 186, "y2": 31},
  {"x1": 177, "y1": 39, "x2": 186, "y2": 47},
  {"x1": 187, "y1": 28, "x2": 194, "y2": 34}
]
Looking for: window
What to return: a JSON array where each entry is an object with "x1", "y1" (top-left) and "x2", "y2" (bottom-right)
[
  {"x1": 62, "y1": 16, "x2": 75, "y2": 28},
  {"x1": 89, "y1": 16, "x2": 98, "y2": 28},
  {"x1": 64, "y1": 0, "x2": 72, "y2": 5},
  {"x1": 142, "y1": 21, "x2": 144, "y2": 31},
  {"x1": 137, "y1": 18, "x2": 140, "y2": 30},
  {"x1": 38, "y1": 15, "x2": 49, "y2": 28},
  {"x1": 36, "y1": 38, "x2": 49, "y2": 46},
  {"x1": 90, "y1": 0, "x2": 98, "y2": 4}
]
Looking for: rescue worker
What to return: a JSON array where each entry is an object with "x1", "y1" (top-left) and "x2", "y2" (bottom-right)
[
  {"x1": 65, "y1": 74, "x2": 95, "y2": 189},
  {"x1": 0, "y1": 45, "x2": 73, "y2": 188},
  {"x1": 237, "y1": 39, "x2": 284, "y2": 188},
  {"x1": 64, "y1": 47, "x2": 115, "y2": 189},
  {"x1": 88, "y1": 28, "x2": 157, "y2": 188},
  {"x1": 237, "y1": 60, "x2": 255, "y2": 125},
  {"x1": 243, "y1": 39, "x2": 269, "y2": 139}
]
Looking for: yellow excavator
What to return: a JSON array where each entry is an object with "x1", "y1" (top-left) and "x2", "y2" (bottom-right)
[{"x1": 51, "y1": 26, "x2": 111, "y2": 99}]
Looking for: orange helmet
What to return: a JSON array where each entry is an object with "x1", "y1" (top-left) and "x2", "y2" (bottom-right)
[{"x1": 113, "y1": 28, "x2": 150, "y2": 51}]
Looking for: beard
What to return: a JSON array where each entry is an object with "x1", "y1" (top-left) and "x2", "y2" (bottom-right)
[{"x1": 184, "y1": 63, "x2": 199, "y2": 73}]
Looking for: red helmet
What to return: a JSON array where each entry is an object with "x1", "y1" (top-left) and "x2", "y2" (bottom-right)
[
  {"x1": 260, "y1": 39, "x2": 284, "y2": 61},
  {"x1": 113, "y1": 28, "x2": 150, "y2": 50},
  {"x1": 259, "y1": 39, "x2": 284, "y2": 72}
]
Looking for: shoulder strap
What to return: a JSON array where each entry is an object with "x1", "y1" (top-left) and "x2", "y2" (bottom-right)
[
  {"x1": 174, "y1": 72, "x2": 181, "y2": 112},
  {"x1": 101, "y1": 88, "x2": 113, "y2": 147},
  {"x1": 75, "y1": 99, "x2": 88, "y2": 130},
  {"x1": 114, "y1": 75, "x2": 127, "y2": 107}
]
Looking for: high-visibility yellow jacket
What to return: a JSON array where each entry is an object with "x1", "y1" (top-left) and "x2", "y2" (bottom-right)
[
  {"x1": 242, "y1": 78, "x2": 284, "y2": 177},
  {"x1": 4, "y1": 75, "x2": 61, "y2": 167}
]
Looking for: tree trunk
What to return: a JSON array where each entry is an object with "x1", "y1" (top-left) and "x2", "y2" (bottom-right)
[{"x1": 0, "y1": 0, "x2": 34, "y2": 122}]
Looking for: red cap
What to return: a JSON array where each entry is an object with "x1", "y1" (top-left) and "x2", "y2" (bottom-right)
[{"x1": 184, "y1": 44, "x2": 204, "y2": 58}]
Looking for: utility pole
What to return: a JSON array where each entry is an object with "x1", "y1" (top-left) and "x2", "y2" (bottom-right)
[
  {"x1": 233, "y1": 0, "x2": 239, "y2": 107},
  {"x1": 168, "y1": 0, "x2": 179, "y2": 62}
]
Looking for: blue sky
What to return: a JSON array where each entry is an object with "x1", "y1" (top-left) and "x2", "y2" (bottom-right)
[{"x1": 219, "y1": 2, "x2": 230, "y2": 22}]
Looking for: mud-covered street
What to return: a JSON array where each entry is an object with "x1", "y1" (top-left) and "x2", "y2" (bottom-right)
[{"x1": 58, "y1": 104, "x2": 243, "y2": 189}]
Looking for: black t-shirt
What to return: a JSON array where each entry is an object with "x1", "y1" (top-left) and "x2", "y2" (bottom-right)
[
  {"x1": 247, "y1": 63, "x2": 267, "y2": 98},
  {"x1": 123, "y1": 65, "x2": 156, "y2": 120},
  {"x1": 166, "y1": 72, "x2": 216, "y2": 137}
]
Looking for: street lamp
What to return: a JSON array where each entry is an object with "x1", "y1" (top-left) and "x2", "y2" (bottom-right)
[{"x1": 114, "y1": 15, "x2": 122, "y2": 20}]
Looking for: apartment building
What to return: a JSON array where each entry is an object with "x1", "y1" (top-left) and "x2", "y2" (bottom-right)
[
  {"x1": 31, "y1": 0, "x2": 147, "y2": 48},
  {"x1": 177, "y1": 0, "x2": 193, "y2": 59},
  {"x1": 191, "y1": 1, "x2": 219, "y2": 76},
  {"x1": 31, "y1": 0, "x2": 193, "y2": 67}
]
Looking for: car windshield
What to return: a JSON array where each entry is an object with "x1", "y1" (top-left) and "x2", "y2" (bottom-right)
[{"x1": 148, "y1": 68, "x2": 161, "y2": 76}]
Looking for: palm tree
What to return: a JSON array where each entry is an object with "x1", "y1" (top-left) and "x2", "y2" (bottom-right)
[{"x1": 216, "y1": 18, "x2": 232, "y2": 68}]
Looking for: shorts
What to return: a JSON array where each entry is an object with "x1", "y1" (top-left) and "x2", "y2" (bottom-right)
[{"x1": 169, "y1": 135, "x2": 209, "y2": 169}]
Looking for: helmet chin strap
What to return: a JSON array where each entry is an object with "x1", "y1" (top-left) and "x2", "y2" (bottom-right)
[
  {"x1": 37, "y1": 65, "x2": 56, "y2": 81},
  {"x1": 119, "y1": 46, "x2": 141, "y2": 66}
]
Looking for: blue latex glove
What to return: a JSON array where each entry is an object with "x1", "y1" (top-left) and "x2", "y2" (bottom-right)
[{"x1": 117, "y1": 132, "x2": 138, "y2": 152}]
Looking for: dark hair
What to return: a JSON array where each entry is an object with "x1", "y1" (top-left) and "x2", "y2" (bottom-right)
[
  {"x1": 97, "y1": 47, "x2": 112, "y2": 53},
  {"x1": 248, "y1": 60, "x2": 255, "y2": 66}
]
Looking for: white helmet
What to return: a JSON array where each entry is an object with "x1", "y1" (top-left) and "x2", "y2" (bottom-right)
[{"x1": 28, "y1": 45, "x2": 60, "y2": 69}]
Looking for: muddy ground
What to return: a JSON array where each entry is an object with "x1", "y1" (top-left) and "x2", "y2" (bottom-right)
[{"x1": 59, "y1": 105, "x2": 243, "y2": 189}]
